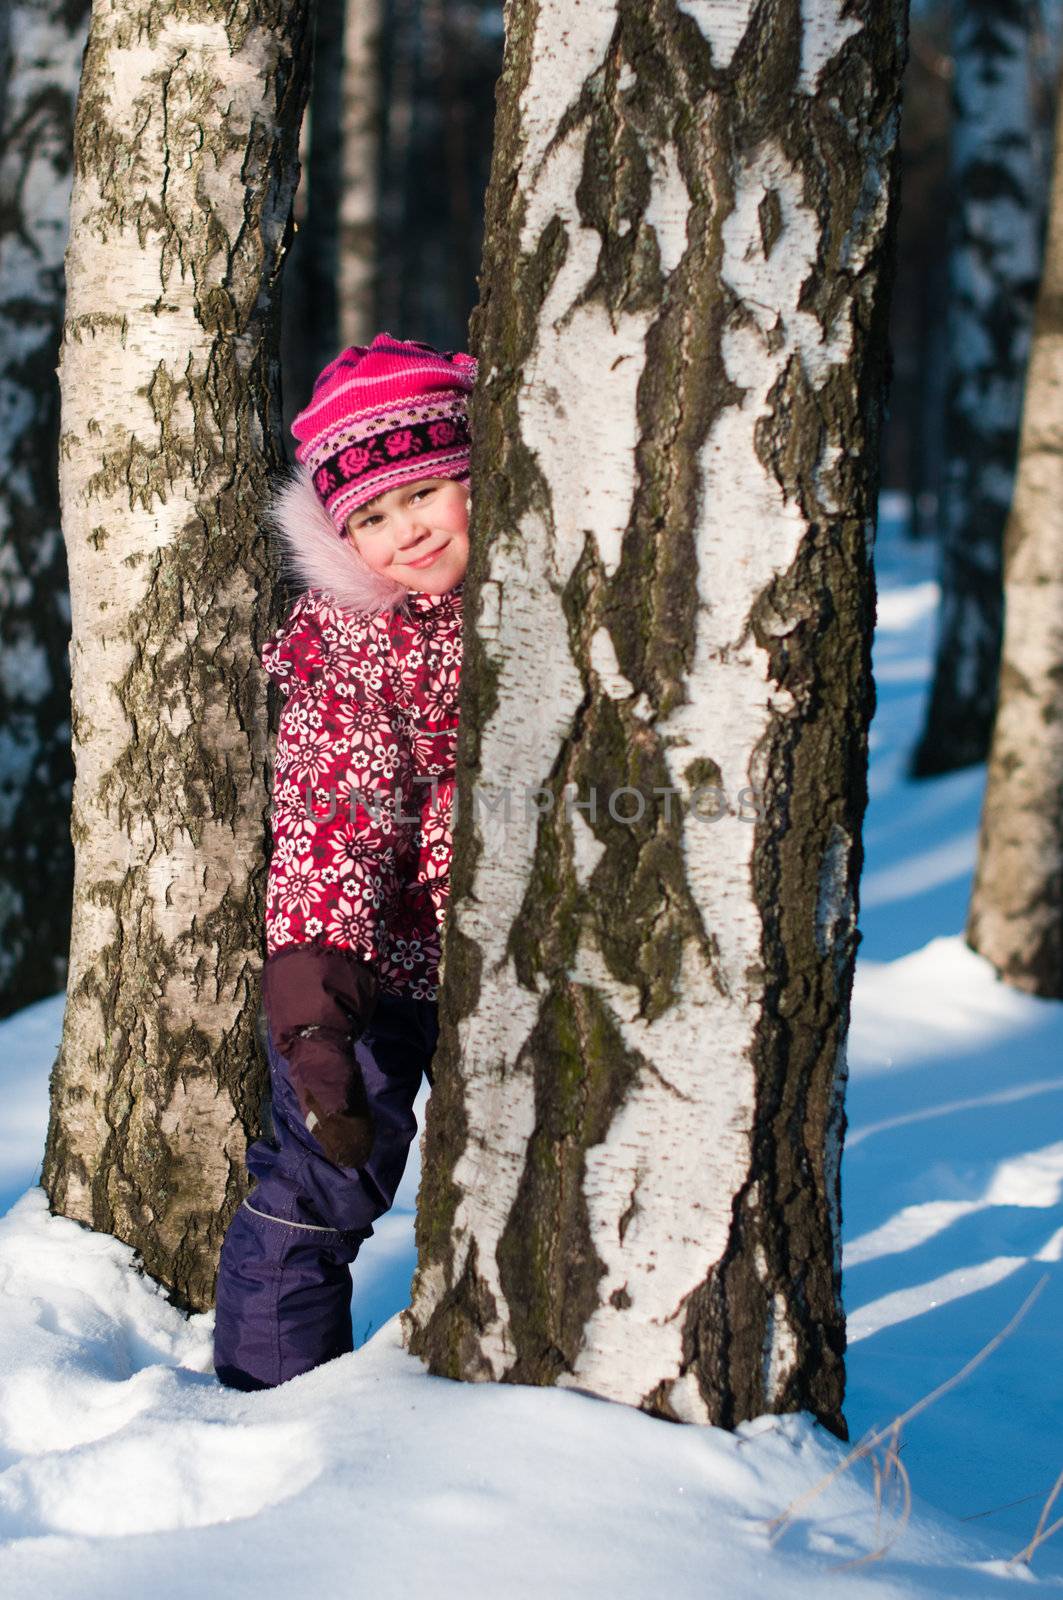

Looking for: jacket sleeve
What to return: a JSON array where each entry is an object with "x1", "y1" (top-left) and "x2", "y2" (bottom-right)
[
  {"x1": 264, "y1": 665, "x2": 414, "y2": 976},
  {"x1": 414, "y1": 772, "x2": 454, "y2": 929}
]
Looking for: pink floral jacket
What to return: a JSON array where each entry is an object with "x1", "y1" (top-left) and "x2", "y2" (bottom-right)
[{"x1": 261, "y1": 469, "x2": 463, "y2": 1004}]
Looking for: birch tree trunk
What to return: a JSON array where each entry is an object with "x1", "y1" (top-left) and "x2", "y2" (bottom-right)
[
  {"x1": 966, "y1": 76, "x2": 1063, "y2": 998},
  {"x1": 337, "y1": 0, "x2": 383, "y2": 347},
  {"x1": 41, "y1": 0, "x2": 312, "y2": 1312},
  {"x1": 404, "y1": 0, "x2": 907, "y2": 1433},
  {"x1": 375, "y1": 0, "x2": 503, "y2": 349},
  {"x1": 281, "y1": 0, "x2": 380, "y2": 420},
  {"x1": 913, "y1": 2, "x2": 1050, "y2": 776},
  {"x1": 0, "y1": 0, "x2": 89, "y2": 1018}
]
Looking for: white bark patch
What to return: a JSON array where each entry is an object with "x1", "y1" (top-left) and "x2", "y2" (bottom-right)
[
  {"x1": 567, "y1": 798, "x2": 606, "y2": 888},
  {"x1": 519, "y1": 125, "x2": 649, "y2": 580},
  {"x1": 762, "y1": 1291, "x2": 799, "y2": 1402},
  {"x1": 644, "y1": 142, "x2": 691, "y2": 279},
  {"x1": 815, "y1": 821, "x2": 854, "y2": 980},
  {"x1": 798, "y1": 0, "x2": 864, "y2": 94},
  {"x1": 516, "y1": 0, "x2": 616, "y2": 181},
  {"x1": 674, "y1": 2, "x2": 757, "y2": 70},
  {"x1": 665, "y1": 1369, "x2": 712, "y2": 1425},
  {"x1": 559, "y1": 938, "x2": 754, "y2": 1407},
  {"x1": 443, "y1": 525, "x2": 585, "y2": 1376},
  {"x1": 589, "y1": 626, "x2": 635, "y2": 700},
  {"x1": 656, "y1": 151, "x2": 819, "y2": 990}
]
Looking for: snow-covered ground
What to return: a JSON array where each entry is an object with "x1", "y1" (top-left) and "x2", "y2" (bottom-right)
[{"x1": 1, "y1": 509, "x2": 1061, "y2": 1596}]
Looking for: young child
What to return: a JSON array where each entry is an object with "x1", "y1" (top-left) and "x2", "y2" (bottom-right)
[{"x1": 213, "y1": 334, "x2": 475, "y2": 1391}]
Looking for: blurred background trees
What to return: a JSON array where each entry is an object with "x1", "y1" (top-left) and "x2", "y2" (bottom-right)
[
  {"x1": 280, "y1": 0, "x2": 503, "y2": 427},
  {"x1": 0, "y1": 0, "x2": 89, "y2": 1021},
  {"x1": 912, "y1": 0, "x2": 1062, "y2": 777}
]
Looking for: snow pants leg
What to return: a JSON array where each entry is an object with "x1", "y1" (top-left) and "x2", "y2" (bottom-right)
[{"x1": 213, "y1": 993, "x2": 439, "y2": 1391}]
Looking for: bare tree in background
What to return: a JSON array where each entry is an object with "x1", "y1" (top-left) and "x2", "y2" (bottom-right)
[
  {"x1": 337, "y1": 0, "x2": 384, "y2": 347},
  {"x1": 966, "y1": 76, "x2": 1063, "y2": 999},
  {"x1": 880, "y1": 3, "x2": 951, "y2": 539},
  {"x1": 0, "y1": 0, "x2": 89, "y2": 1018},
  {"x1": 42, "y1": 0, "x2": 312, "y2": 1312},
  {"x1": 282, "y1": 0, "x2": 383, "y2": 425},
  {"x1": 913, "y1": 1, "x2": 1059, "y2": 777},
  {"x1": 282, "y1": 0, "x2": 502, "y2": 429},
  {"x1": 375, "y1": 0, "x2": 503, "y2": 348},
  {"x1": 404, "y1": 0, "x2": 907, "y2": 1433}
]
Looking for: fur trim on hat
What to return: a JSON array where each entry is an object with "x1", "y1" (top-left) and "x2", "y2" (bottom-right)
[{"x1": 265, "y1": 466, "x2": 409, "y2": 617}]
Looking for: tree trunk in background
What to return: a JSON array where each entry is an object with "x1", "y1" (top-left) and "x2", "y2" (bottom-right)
[
  {"x1": 42, "y1": 0, "x2": 312, "y2": 1313},
  {"x1": 885, "y1": 6, "x2": 951, "y2": 540},
  {"x1": 404, "y1": 0, "x2": 907, "y2": 1434},
  {"x1": 376, "y1": 0, "x2": 421, "y2": 337},
  {"x1": 337, "y1": 0, "x2": 383, "y2": 347},
  {"x1": 912, "y1": 2, "x2": 1050, "y2": 776},
  {"x1": 0, "y1": 0, "x2": 89, "y2": 1019},
  {"x1": 966, "y1": 79, "x2": 1063, "y2": 998},
  {"x1": 376, "y1": 0, "x2": 502, "y2": 349},
  {"x1": 281, "y1": 0, "x2": 383, "y2": 433},
  {"x1": 302, "y1": 0, "x2": 343, "y2": 367}
]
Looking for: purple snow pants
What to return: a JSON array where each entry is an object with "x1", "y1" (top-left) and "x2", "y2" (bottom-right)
[{"x1": 213, "y1": 994, "x2": 438, "y2": 1391}]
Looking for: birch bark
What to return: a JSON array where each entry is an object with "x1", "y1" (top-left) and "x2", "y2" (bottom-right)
[
  {"x1": 404, "y1": 0, "x2": 907, "y2": 1433},
  {"x1": 966, "y1": 76, "x2": 1063, "y2": 998},
  {"x1": 336, "y1": 0, "x2": 383, "y2": 347},
  {"x1": 0, "y1": 0, "x2": 89, "y2": 1017},
  {"x1": 42, "y1": 0, "x2": 312, "y2": 1311},
  {"x1": 281, "y1": 0, "x2": 380, "y2": 419},
  {"x1": 913, "y1": 2, "x2": 1053, "y2": 776},
  {"x1": 375, "y1": 0, "x2": 503, "y2": 348}
]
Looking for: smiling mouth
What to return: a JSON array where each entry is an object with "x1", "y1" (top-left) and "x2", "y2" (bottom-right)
[{"x1": 402, "y1": 541, "x2": 447, "y2": 570}]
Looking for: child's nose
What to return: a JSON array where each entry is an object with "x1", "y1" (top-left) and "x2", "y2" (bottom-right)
[{"x1": 397, "y1": 513, "x2": 430, "y2": 548}]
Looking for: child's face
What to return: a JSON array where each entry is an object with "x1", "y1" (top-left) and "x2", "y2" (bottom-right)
[{"x1": 343, "y1": 477, "x2": 470, "y2": 594}]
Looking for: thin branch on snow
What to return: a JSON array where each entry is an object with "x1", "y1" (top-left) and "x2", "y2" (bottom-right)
[
  {"x1": 1009, "y1": 1464, "x2": 1063, "y2": 1570},
  {"x1": 765, "y1": 1274, "x2": 1049, "y2": 1553}
]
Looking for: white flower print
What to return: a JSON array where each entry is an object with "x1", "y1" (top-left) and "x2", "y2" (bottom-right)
[
  {"x1": 272, "y1": 835, "x2": 299, "y2": 869},
  {"x1": 326, "y1": 895, "x2": 371, "y2": 948},
  {"x1": 276, "y1": 856, "x2": 320, "y2": 917},
  {"x1": 290, "y1": 728, "x2": 337, "y2": 786},
  {"x1": 370, "y1": 742, "x2": 401, "y2": 782}
]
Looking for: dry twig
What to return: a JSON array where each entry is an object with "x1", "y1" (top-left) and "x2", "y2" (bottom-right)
[
  {"x1": 765, "y1": 1275, "x2": 1049, "y2": 1564},
  {"x1": 1009, "y1": 1466, "x2": 1063, "y2": 1570}
]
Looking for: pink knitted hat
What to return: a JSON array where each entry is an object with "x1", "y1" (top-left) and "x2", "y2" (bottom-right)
[{"x1": 291, "y1": 333, "x2": 477, "y2": 533}]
